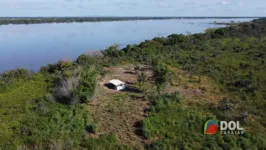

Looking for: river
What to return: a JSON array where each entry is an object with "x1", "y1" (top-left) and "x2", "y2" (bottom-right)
[{"x1": 0, "y1": 18, "x2": 254, "y2": 72}]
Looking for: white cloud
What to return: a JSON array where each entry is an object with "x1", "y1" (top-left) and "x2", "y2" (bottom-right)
[
  {"x1": 0, "y1": 0, "x2": 266, "y2": 17},
  {"x1": 159, "y1": 3, "x2": 170, "y2": 8},
  {"x1": 221, "y1": 1, "x2": 229, "y2": 5},
  {"x1": 239, "y1": 2, "x2": 244, "y2": 6}
]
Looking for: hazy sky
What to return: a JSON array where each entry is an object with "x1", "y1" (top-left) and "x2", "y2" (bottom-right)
[{"x1": 0, "y1": 0, "x2": 265, "y2": 17}]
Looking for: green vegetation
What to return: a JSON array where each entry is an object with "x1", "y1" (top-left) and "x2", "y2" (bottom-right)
[
  {"x1": 101, "y1": 18, "x2": 266, "y2": 149},
  {"x1": 153, "y1": 63, "x2": 170, "y2": 94},
  {"x1": 0, "y1": 18, "x2": 266, "y2": 149},
  {"x1": 0, "y1": 70, "x2": 47, "y2": 148},
  {"x1": 143, "y1": 93, "x2": 266, "y2": 149},
  {"x1": 0, "y1": 62, "x2": 126, "y2": 149}
]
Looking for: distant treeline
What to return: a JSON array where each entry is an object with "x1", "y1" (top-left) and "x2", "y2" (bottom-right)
[{"x1": 0, "y1": 16, "x2": 259, "y2": 25}]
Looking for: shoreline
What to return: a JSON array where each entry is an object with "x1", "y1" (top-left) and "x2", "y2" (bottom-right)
[{"x1": 0, "y1": 17, "x2": 259, "y2": 26}]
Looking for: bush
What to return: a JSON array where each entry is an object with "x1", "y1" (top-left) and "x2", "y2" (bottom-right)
[
  {"x1": 2, "y1": 68, "x2": 30, "y2": 80},
  {"x1": 74, "y1": 68, "x2": 97, "y2": 104},
  {"x1": 19, "y1": 100, "x2": 95, "y2": 149},
  {"x1": 76, "y1": 54, "x2": 95, "y2": 66}
]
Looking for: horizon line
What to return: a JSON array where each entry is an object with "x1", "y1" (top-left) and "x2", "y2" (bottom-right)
[{"x1": 0, "y1": 16, "x2": 264, "y2": 18}]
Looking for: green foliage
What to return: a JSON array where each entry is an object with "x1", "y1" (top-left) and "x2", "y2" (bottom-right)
[
  {"x1": 1, "y1": 68, "x2": 30, "y2": 80},
  {"x1": 0, "y1": 65, "x2": 125, "y2": 149},
  {"x1": 0, "y1": 74, "x2": 47, "y2": 149},
  {"x1": 102, "y1": 44, "x2": 121, "y2": 58},
  {"x1": 153, "y1": 63, "x2": 170, "y2": 94},
  {"x1": 168, "y1": 34, "x2": 188, "y2": 45},
  {"x1": 40, "y1": 59, "x2": 74, "y2": 75},
  {"x1": 76, "y1": 54, "x2": 100, "y2": 67},
  {"x1": 46, "y1": 60, "x2": 98, "y2": 105},
  {"x1": 0, "y1": 60, "x2": 126, "y2": 149},
  {"x1": 74, "y1": 67, "x2": 97, "y2": 104},
  {"x1": 144, "y1": 93, "x2": 207, "y2": 149},
  {"x1": 19, "y1": 99, "x2": 93, "y2": 149},
  {"x1": 143, "y1": 94, "x2": 266, "y2": 150},
  {"x1": 80, "y1": 134, "x2": 131, "y2": 150}
]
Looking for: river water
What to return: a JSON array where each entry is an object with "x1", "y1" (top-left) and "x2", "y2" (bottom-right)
[{"x1": 0, "y1": 18, "x2": 254, "y2": 72}]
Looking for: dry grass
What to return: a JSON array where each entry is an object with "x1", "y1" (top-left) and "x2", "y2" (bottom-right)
[
  {"x1": 56, "y1": 76, "x2": 80, "y2": 96},
  {"x1": 87, "y1": 64, "x2": 226, "y2": 149},
  {"x1": 88, "y1": 93, "x2": 150, "y2": 148},
  {"x1": 163, "y1": 67, "x2": 226, "y2": 105},
  {"x1": 88, "y1": 64, "x2": 153, "y2": 148}
]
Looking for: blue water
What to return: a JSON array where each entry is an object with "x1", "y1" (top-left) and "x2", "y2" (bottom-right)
[{"x1": 0, "y1": 18, "x2": 254, "y2": 72}]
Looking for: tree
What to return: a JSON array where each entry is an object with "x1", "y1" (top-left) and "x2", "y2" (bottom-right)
[{"x1": 153, "y1": 63, "x2": 169, "y2": 94}]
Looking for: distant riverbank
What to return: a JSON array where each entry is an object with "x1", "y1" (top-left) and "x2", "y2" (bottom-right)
[{"x1": 0, "y1": 16, "x2": 257, "y2": 25}]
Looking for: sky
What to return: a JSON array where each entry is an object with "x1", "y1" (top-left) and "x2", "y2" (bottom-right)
[{"x1": 0, "y1": 0, "x2": 265, "y2": 17}]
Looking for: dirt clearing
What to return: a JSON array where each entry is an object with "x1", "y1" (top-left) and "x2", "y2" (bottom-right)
[
  {"x1": 88, "y1": 64, "x2": 152, "y2": 148},
  {"x1": 87, "y1": 64, "x2": 226, "y2": 148}
]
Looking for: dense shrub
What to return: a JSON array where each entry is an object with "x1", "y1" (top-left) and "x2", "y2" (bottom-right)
[
  {"x1": 19, "y1": 100, "x2": 93, "y2": 149},
  {"x1": 76, "y1": 54, "x2": 96, "y2": 66},
  {"x1": 143, "y1": 93, "x2": 266, "y2": 150},
  {"x1": 2, "y1": 68, "x2": 30, "y2": 80},
  {"x1": 40, "y1": 59, "x2": 74, "y2": 74},
  {"x1": 0, "y1": 76, "x2": 47, "y2": 149},
  {"x1": 74, "y1": 68, "x2": 97, "y2": 103},
  {"x1": 152, "y1": 63, "x2": 170, "y2": 94}
]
